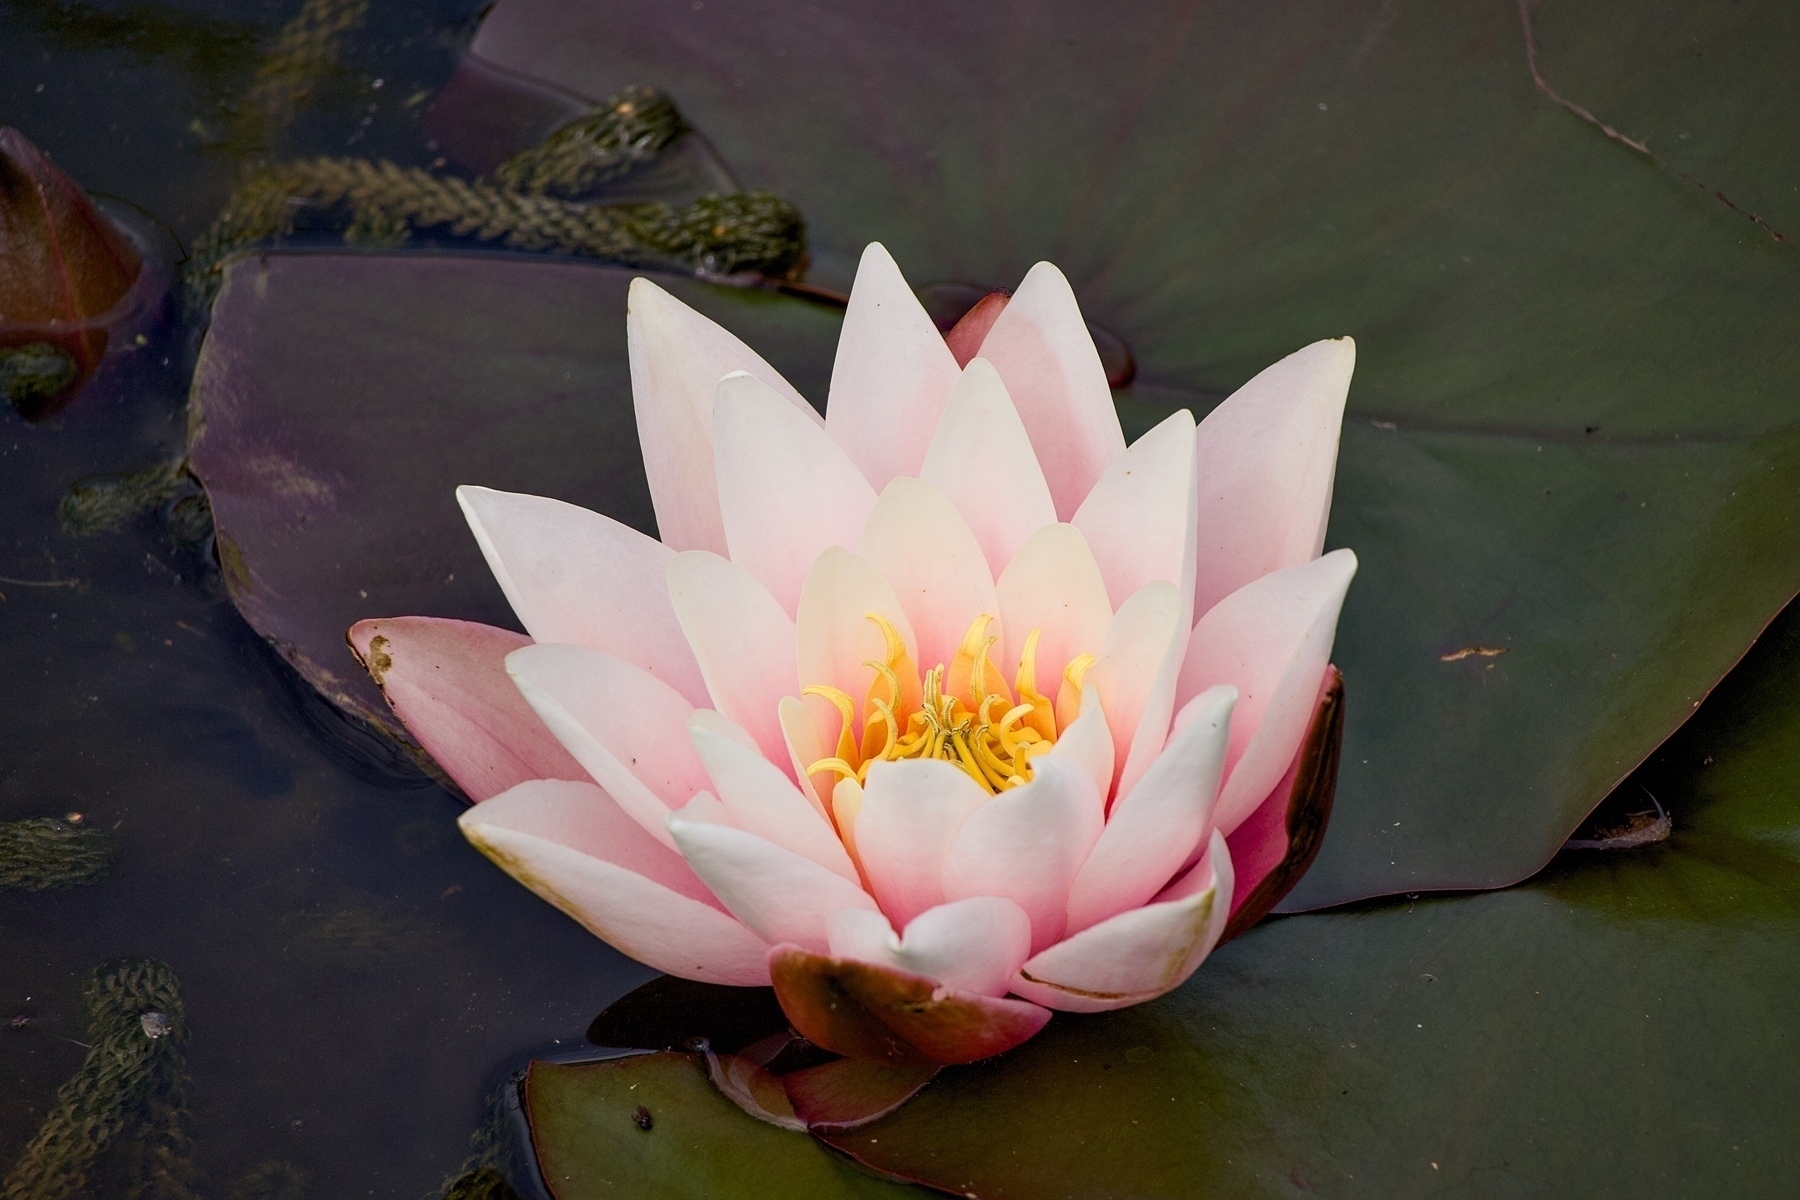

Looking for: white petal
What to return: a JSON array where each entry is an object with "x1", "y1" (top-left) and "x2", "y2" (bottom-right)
[
  {"x1": 795, "y1": 545, "x2": 918, "y2": 705},
  {"x1": 854, "y1": 758, "x2": 991, "y2": 927},
  {"x1": 940, "y1": 756, "x2": 1104, "y2": 953},
  {"x1": 1048, "y1": 683, "x2": 1114, "y2": 803},
  {"x1": 919, "y1": 357, "x2": 1057, "y2": 576},
  {"x1": 689, "y1": 710, "x2": 859, "y2": 881},
  {"x1": 1071, "y1": 408, "x2": 1199, "y2": 616},
  {"x1": 975, "y1": 262, "x2": 1125, "y2": 519},
  {"x1": 1011, "y1": 829, "x2": 1233, "y2": 1013},
  {"x1": 714, "y1": 371, "x2": 878, "y2": 615},
  {"x1": 778, "y1": 695, "x2": 833, "y2": 820},
  {"x1": 1065, "y1": 685, "x2": 1235, "y2": 933},
  {"x1": 1179, "y1": 549, "x2": 1357, "y2": 835},
  {"x1": 461, "y1": 780, "x2": 771, "y2": 985},
  {"x1": 668, "y1": 818, "x2": 877, "y2": 952},
  {"x1": 858, "y1": 477, "x2": 998, "y2": 675},
  {"x1": 826, "y1": 896, "x2": 1033, "y2": 998},
  {"x1": 666, "y1": 550, "x2": 799, "y2": 770},
  {"x1": 1084, "y1": 580, "x2": 1185, "y2": 797},
  {"x1": 506, "y1": 643, "x2": 710, "y2": 849},
  {"x1": 627, "y1": 277, "x2": 818, "y2": 554},
  {"x1": 457, "y1": 487, "x2": 707, "y2": 704},
  {"x1": 994, "y1": 522, "x2": 1114, "y2": 694},
  {"x1": 1191, "y1": 338, "x2": 1353, "y2": 620},
  {"x1": 824, "y1": 243, "x2": 963, "y2": 489}
]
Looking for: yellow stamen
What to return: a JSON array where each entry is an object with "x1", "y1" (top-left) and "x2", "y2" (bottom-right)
[{"x1": 804, "y1": 613, "x2": 1095, "y2": 794}]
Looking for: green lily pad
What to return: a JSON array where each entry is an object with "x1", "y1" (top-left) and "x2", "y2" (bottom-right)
[
  {"x1": 810, "y1": 595, "x2": 1800, "y2": 1197},
  {"x1": 524, "y1": 1053, "x2": 921, "y2": 1199},
  {"x1": 453, "y1": 0, "x2": 1800, "y2": 905}
]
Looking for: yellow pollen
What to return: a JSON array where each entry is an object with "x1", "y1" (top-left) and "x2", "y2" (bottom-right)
[{"x1": 805, "y1": 613, "x2": 1083, "y2": 794}]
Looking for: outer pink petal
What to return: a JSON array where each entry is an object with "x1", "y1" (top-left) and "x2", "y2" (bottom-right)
[
  {"x1": 854, "y1": 758, "x2": 991, "y2": 927},
  {"x1": 1084, "y1": 581, "x2": 1184, "y2": 797},
  {"x1": 714, "y1": 372, "x2": 879, "y2": 616},
  {"x1": 627, "y1": 277, "x2": 817, "y2": 555},
  {"x1": 505, "y1": 642, "x2": 710, "y2": 849},
  {"x1": 688, "y1": 710, "x2": 859, "y2": 882},
  {"x1": 455, "y1": 486, "x2": 707, "y2": 705},
  {"x1": 666, "y1": 550, "x2": 800, "y2": 771},
  {"x1": 1011, "y1": 829, "x2": 1233, "y2": 1013},
  {"x1": 795, "y1": 545, "x2": 919, "y2": 709},
  {"x1": 349, "y1": 616, "x2": 583, "y2": 801},
  {"x1": 1177, "y1": 549, "x2": 1357, "y2": 835},
  {"x1": 858, "y1": 477, "x2": 998, "y2": 675},
  {"x1": 827, "y1": 897, "x2": 1033, "y2": 999},
  {"x1": 668, "y1": 818, "x2": 878, "y2": 953},
  {"x1": 459, "y1": 779, "x2": 771, "y2": 985},
  {"x1": 1064, "y1": 685, "x2": 1235, "y2": 934},
  {"x1": 918, "y1": 357, "x2": 1057, "y2": 577},
  {"x1": 1071, "y1": 408, "x2": 1199, "y2": 616},
  {"x1": 994, "y1": 522, "x2": 1113, "y2": 692},
  {"x1": 1191, "y1": 338, "x2": 1354, "y2": 620},
  {"x1": 823, "y1": 242, "x2": 963, "y2": 490},
  {"x1": 940, "y1": 756, "x2": 1104, "y2": 954},
  {"x1": 975, "y1": 261, "x2": 1125, "y2": 519}
]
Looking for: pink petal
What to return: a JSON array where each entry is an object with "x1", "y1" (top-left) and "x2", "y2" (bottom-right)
[
  {"x1": 1012, "y1": 830, "x2": 1233, "y2": 1013},
  {"x1": 688, "y1": 710, "x2": 859, "y2": 881},
  {"x1": 1177, "y1": 548, "x2": 1357, "y2": 835},
  {"x1": 460, "y1": 779, "x2": 771, "y2": 985},
  {"x1": 854, "y1": 758, "x2": 991, "y2": 927},
  {"x1": 668, "y1": 818, "x2": 877, "y2": 953},
  {"x1": 714, "y1": 371, "x2": 879, "y2": 616},
  {"x1": 826, "y1": 896, "x2": 1033, "y2": 998},
  {"x1": 1070, "y1": 408, "x2": 1198, "y2": 615},
  {"x1": 627, "y1": 277, "x2": 817, "y2": 555},
  {"x1": 823, "y1": 243, "x2": 963, "y2": 490},
  {"x1": 505, "y1": 642, "x2": 710, "y2": 849},
  {"x1": 349, "y1": 616, "x2": 583, "y2": 802},
  {"x1": 795, "y1": 545, "x2": 918, "y2": 708},
  {"x1": 666, "y1": 550, "x2": 800, "y2": 771},
  {"x1": 975, "y1": 262, "x2": 1126, "y2": 519},
  {"x1": 918, "y1": 357, "x2": 1057, "y2": 577},
  {"x1": 1064, "y1": 685, "x2": 1235, "y2": 934},
  {"x1": 455, "y1": 486, "x2": 707, "y2": 705},
  {"x1": 1084, "y1": 581, "x2": 1184, "y2": 797},
  {"x1": 993, "y1": 522, "x2": 1113, "y2": 692},
  {"x1": 940, "y1": 756, "x2": 1104, "y2": 954},
  {"x1": 857, "y1": 477, "x2": 998, "y2": 675},
  {"x1": 1191, "y1": 338, "x2": 1354, "y2": 620}
]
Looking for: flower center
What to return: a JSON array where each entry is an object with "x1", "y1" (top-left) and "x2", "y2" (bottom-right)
[{"x1": 804, "y1": 613, "x2": 1094, "y2": 795}]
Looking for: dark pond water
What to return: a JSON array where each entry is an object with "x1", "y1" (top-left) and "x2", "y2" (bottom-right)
[{"x1": 1, "y1": 2, "x2": 654, "y2": 1197}]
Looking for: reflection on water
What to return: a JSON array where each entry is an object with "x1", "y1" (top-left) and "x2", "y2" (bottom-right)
[{"x1": 0, "y1": 1, "x2": 655, "y2": 1195}]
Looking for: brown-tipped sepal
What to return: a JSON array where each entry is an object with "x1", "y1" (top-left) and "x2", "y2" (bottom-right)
[{"x1": 767, "y1": 945, "x2": 1050, "y2": 1066}]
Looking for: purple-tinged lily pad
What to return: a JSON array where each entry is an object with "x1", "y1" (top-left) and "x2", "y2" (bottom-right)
[{"x1": 187, "y1": 250, "x2": 842, "y2": 731}]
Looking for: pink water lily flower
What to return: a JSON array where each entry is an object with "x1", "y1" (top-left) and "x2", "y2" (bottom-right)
[{"x1": 350, "y1": 244, "x2": 1356, "y2": 1067}]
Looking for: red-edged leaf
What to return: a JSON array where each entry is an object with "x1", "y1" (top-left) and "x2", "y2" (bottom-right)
[
  {"x1": 1222, "y1": 665, "x2": 1344, "y2": 942},
  {"x1": 781, "y1": 1057, "x2": 939, "y2": 1132},
  {"x1": 702, "y1": 1048, "x2": 807, "y2": 1131}
]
